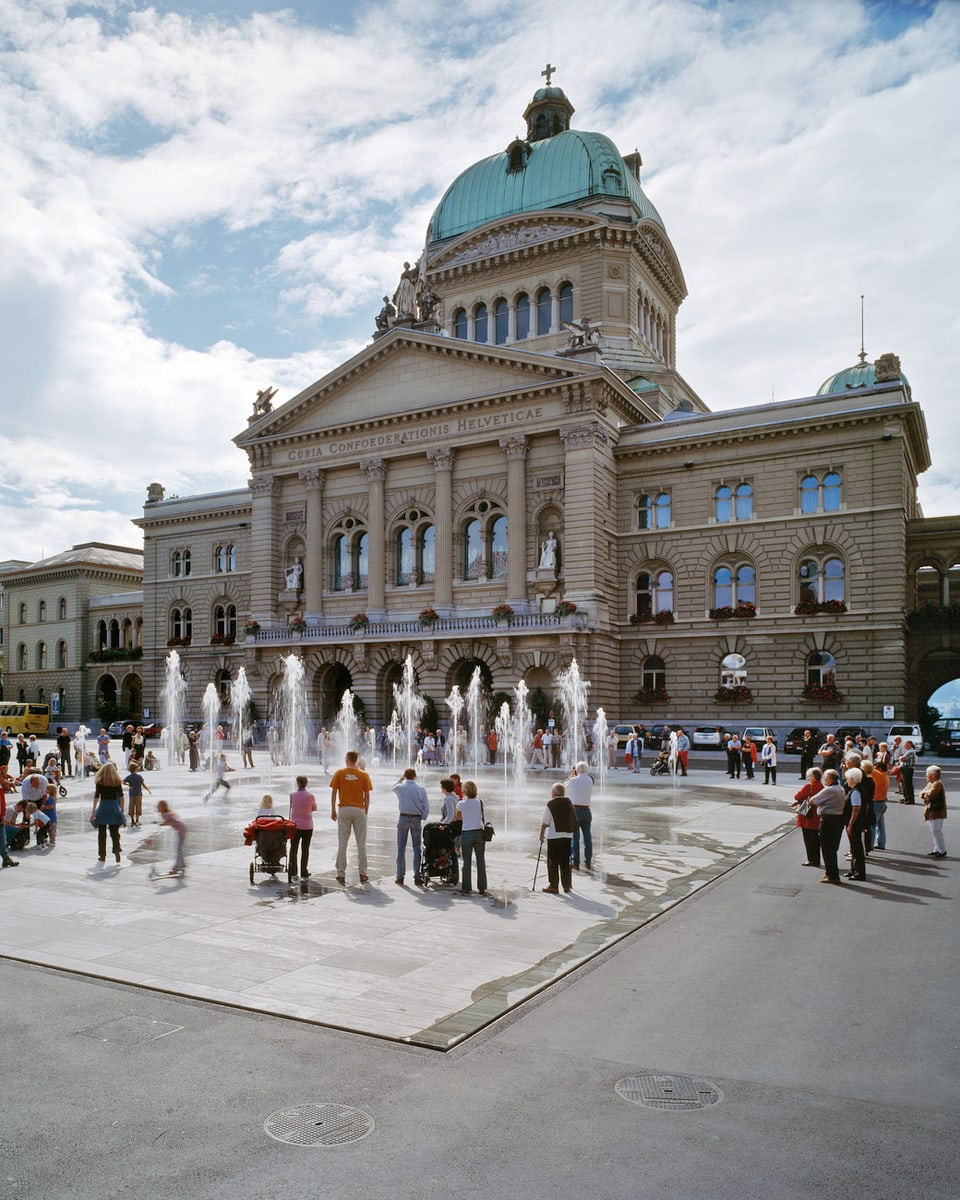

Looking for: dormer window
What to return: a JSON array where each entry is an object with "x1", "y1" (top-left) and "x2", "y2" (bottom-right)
[{"x1": 506, "y1": 138, "x2": 531, "y2": 173}]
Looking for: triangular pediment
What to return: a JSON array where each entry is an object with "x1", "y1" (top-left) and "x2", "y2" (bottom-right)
[{"x1": 235, "y1": 330, "x2": 615, "y2": 447}]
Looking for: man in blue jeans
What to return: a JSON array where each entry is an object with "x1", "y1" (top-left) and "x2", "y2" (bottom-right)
[
  {"x1": 392, "y1": 767, "x2": 429, "y2": 885},
  {"x1": 566, "y1": 760, "x2": 594, "y2": 871}
]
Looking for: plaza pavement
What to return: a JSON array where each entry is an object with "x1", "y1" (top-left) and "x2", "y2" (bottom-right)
[
  {"x1": 3, "y1": 745, "x2": 957, "y2": 1199},
  {"x1": 1, "y1": 745, "x2": 795, "y2": 1046}
]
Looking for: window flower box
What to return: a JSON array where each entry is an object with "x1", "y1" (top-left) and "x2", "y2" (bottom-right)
[
  {"x1": 635, "y1": 687, "x2": 671, "y2": 705},
  {"x1": 166, "y1": 636, "x2": 191, "y2": 648},
  {"x1": 555, "y1": 600, "x2": 578, "y2": 618},
  {"x1": 491, "y1": 603, "x2": 514, "y2": 623},
  {"x1": 801, "y1": 682, "x2": 844, "y2": 703},
  {"x1": 653, "y1": 609, "x2": 675, "y2": 625},
  {"x1": 795, "y1": 599, "x2": 847, "y2": 616},
  {"x1": 243, "y1": 621, "x2": 261, "y2": 636},
  {"x1": 709, "y1": 603, "x2": 756, "y2": 620},
  {"x1": 210, "y1": 633, "x2": 235, "y2": 645},
  {"x1": 88, "y1": 647, "x2": 143, "y2": 662},
  {"x1": 713, "y1": 684, "x2": 753, "y2": 704},
  {"x1": 348, "y1": 612, "x2": 370, "y2": 633},
  {"x1": 418, "y1": 607, "x2": 440, "y2": 627},
  {"x1": 288, "y1": 619, "x2": 308, "y2": 635}
]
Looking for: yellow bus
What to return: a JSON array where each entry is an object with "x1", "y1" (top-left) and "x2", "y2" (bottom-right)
[{"x1": 0, "y1": 702, "x2": 51, "y2": 736}]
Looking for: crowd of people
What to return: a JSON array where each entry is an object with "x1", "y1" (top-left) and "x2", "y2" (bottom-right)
[{"x1": 789, "y1": 729, "x2": 947, "y2": 883}]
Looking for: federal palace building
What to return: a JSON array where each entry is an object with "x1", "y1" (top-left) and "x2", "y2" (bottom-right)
[{"x1": 5, "y1": 78, "x2": 960, "y2": 732}]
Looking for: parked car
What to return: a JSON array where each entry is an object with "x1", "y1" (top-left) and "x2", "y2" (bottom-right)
[
  {"x1": 106, "y1": 719, "x2": 133, "y2": 737},
  {"x1": 834, "y1": 726, "x2": 869, "y2": 745},
  {"x1": 141, "y1": 721, "x2": 164, "y2": 739},
  {"x1": 887, "y1": 723, "x2": 923, "y2": 755},
  {"x1": 741, "y1": 726, "x2": 776, "y2": 747},
  {"x1": 931, "y1": 718, "x2": 960, "y2": 756},
  {"x1": 783, "y1": 726, "x2": 825, "y2": 755},
  {"x1": 692, "y1": 725, "x2": 727, "y2": 749},
  {"x1": 106, "y1": 719, "x2": 163, "y2": 739}
]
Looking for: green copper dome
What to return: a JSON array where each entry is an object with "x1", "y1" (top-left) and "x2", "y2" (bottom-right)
[
  {"x1": 816, "y1": 358, "x2": 909, "y2": 395},
  {"x1": 428, "y1": 128, "x2": 664, "y2": 245}
]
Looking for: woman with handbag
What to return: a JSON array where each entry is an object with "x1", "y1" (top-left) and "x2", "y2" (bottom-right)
[
  {"x1": 455, "y1": 780, "x2": 487, "y2": 896},
  {"x1": 792, "y1": 767, "x2": 823, "y2": 867}
]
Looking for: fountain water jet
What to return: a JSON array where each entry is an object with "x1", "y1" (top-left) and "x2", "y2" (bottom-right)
[
  {"x1": 592, "y1": 707, "x2": 609, "y2": 793},
  {"x1": 161, "y1": 651, "x2": 187, "y2": 767},
  {"x1": 464, "y1": 668, "x2": 485, "y2": 774},
  {"x1": 445, "y1": 685, "x2": 464, "y2": 774},
  {"x1": 277, "y1": 654, "x2": 308, "y2": 768},
  {"x1": 555, "y1": 658, "x2": 590, "y2": 771},
  {"x1": 392, "y1": 655, "x2": 425, "y2": 769}
]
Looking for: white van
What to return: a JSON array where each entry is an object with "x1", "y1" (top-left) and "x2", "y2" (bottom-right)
[{"x1": 887, "y1": 723, "x2": 923, "y2": 753}]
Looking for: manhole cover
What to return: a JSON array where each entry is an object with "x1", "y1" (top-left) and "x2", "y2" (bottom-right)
[
  {"x1": 616, "y1": 1073, "x2": 722, "y2": 1111},
  {"x1": 754, "y1": 885, "x2": 801, "y2": 897},
  {"x1": 78, "y1": 1016, "x2": 183, "y2": 1045},
  {"x1": 263, "y1": 1103, "x2": 374, "y2": 1147}
]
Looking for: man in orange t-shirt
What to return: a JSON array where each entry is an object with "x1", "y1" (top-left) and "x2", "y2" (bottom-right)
[{"x1": 330, "y1": 750, "x2": 372, "y2": 884}]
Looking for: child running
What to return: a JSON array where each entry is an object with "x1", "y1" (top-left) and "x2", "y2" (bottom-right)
[{"x1": 156, "y1": 800, "x2": 186, "y2": 875}]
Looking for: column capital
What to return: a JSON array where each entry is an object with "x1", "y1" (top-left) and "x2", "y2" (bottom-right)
[
  {"x1": 299, "y1": 467, "x2": 325, "y2": 491},
  {"x1": 249, "y1": 475, "x2": 280, "y2": 499},
  {"x1": 427, "y1": 447, "x2": 455, "y2": 472},
  {"x1": 361, "y1": 457, "x2": 387, "y2": 483},
  {"x1": 559, "y1": 422, "x2": 609, "y2": 451},
  {"x1": 499, "y1": 434, "x2": 529, "y2": 461}
]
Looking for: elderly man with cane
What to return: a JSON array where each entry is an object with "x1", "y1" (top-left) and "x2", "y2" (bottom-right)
[{"x1": 538, "y1": 781, "x2": 578, "y2": 894}]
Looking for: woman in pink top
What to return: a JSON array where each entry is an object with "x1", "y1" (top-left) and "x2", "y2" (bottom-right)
[{"x1": 288, "y1": 775, "x2": 317, "y2": 880}]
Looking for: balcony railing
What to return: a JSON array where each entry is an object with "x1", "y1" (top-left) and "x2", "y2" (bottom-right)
[{"x1": 246, "y1": 611, "x2": 573, "y2": 643}]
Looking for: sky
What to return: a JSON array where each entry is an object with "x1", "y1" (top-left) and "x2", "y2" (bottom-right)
[{"x1": 2, "y1": 0, "x2": 959, "y2": 565}]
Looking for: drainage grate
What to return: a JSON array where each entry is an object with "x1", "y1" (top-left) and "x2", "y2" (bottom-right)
[
  {"x1": 79, "y1": 1016, "x2": 183, "y2": 1045},
  {"x1": 616, "y1": 1073, "x2": 722, "y2": 1111},
  {"x1": 263, "y1": 1103, "x2": 374, "y2": 1147},
  {"x1": 754, "y1": 885, "x2": 802, "y2": 897}
]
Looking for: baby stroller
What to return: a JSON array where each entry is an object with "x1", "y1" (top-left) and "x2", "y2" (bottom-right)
[
  {"x1": 649, "y1": 749, "x2": 672, "y2": 776},
  {"x1": 416, "y1": 820, "x2": 461, "y2": 887},
  {"x1": 243, "y1": 816, "x2": 296, "y2": 885}
]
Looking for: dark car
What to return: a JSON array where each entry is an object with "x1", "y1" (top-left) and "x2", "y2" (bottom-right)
[
  {"x1": 783, "y1": 726, "x2": 825, "y2": 755},
  {"x1": 106, "y1": 719, "x2": 133, "y2": 737},
  {"x1": 834, "y1": 726, "x2": 869, "y2": 745}
]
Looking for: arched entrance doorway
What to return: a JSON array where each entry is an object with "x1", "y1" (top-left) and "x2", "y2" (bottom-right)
[{"x1": 315, "y1": 663, "x2": 354, "y2": 724}]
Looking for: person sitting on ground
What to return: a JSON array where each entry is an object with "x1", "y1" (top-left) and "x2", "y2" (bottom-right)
[
  {"x1": 27, "y1": 801, "x2": 52, "y2": 847},
  {"x1": 143, "y1": 750, "x2": 160, "y2": 771}
]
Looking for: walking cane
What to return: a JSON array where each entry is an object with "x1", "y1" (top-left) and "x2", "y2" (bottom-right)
[{"x1": 532, "y1": 837, "x2": 543, "y2": 890}]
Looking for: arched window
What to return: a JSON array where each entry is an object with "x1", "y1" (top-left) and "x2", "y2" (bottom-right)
[
  {"x1": 713, "y1": 563, "x2": 755, "y2": 610},
  {"x1": 214, "y1": 604, "x2": 237, "y2": 639},
  {"x1": 97, "y1": 620, "x2": 107, "y2": 650},
  {"x1": 121, "y1": 619, "x2": 132, "y2": 649},
  {"x1": 801, "y1": 472, "x2": 842, "y2": 513},
  {"x1": 58, "y1": 597, "x2": 67, "y2": 620},
  {"x1": 56, "y1": 640, "x2": 67, "y2": 669},
  {"x1": 636, "y1": 569, "x2": 673, "y2": 617},
  {"x1": 36, "y1": 642, "x2": 46, "y2": 669},
  {"x1": 799, "y1": 556, "x2": 845, "y2": 605},
  {"x1": 38, "y1": 600, "x2": 46, "y2": 622},
  {"x1": 464, "y1": 519, "x2": 483, "y2": 580},
  {"x1": 172, "y1": 549, "x2": 192, "y2": 577},
  {"x1": 474, "y1": 303, "x2": 488, "y2": 344},
  {"x1": 18, "y1": 603, "x2": 26, "y2": 624},
  {"x1": 489, "y1": 515, "x2": 508, "y2": 577},
  {"x1": 171, "y1": 607, "x2": 192, "y2": 641},
  {"x1": 642, "y1": 655, "x2": 666, "y2": 693},
  {"x1": 515, "y1": 293, "x2": 530, "y2": 340},
  {"x1": 558, "y1": 282, "x2": 573, "y2": 325},
  {"x1": 332, "y1": 518, "x2": 367, "y2": 591},
  {"x1": 654, "y1": 493, "x2": 671, "y2": 528},
  {"x1": 396, "y1": 527, "x2": 414, "y2": 585},
  {"x1": 494, "y1": 298, "x2": 508, "y2": 345},
  {"x1": 109, "y1": 619, "x2": 120, "y2": 648},
  {"x1": 536, "y1": 287, "x2": 552, "y2": 335},
  {"x1": 182, "y1": 549, "x2": 192, "y2": 576},
  {"x1": 16, "y1": 643, "x2": 26, "y2": 671},
  {"x1": 418, "y1": 524, "x2": 435, "y2": 584},
  {"x1": 638, "y1": 492, "x2": 671, "y2": 530},
  {"x1": 715, "y1": 483, "x2": 752, "y2": 522},
  {"x1": 216, "y1": 544, "x2": 236, "y2": 573},
  {"x1": 806, "y1": 650, "x2": 837, "y2": 688},
  {"x1": 453, "y1": 308, "x2": 467, "y2": 339},
  {"x1": 216, "y1": 669, "x2": 231, "y2": 706}
]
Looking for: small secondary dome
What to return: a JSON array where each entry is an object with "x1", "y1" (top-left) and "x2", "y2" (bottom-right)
[{"x1": 817, "y1": 351, "x2": 909, "y2": 396}]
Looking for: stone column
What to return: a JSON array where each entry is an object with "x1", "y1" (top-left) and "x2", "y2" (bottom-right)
[
  {"x1": 300, "y1": 468, "x2": 325, "y2": 617},
  {"x1": 427, "y1": 447, "x2": 455, "y2": 611},
  {"x1": 559, "y1": 421, "x2": 611, "y2": 604},
  {"x1": 500, "y1": 435, "x2": 529, "y2": 606},
  {"x1": 249, "y1": 475, "x2": 280, "y2": 621},
  {"x1": 362, "y1": 458, "x2": 387, "y2": 615}
]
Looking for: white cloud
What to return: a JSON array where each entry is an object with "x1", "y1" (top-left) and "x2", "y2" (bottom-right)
[{"x1": 0, "y1": 0, "x2": 958, "y2": 565}]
